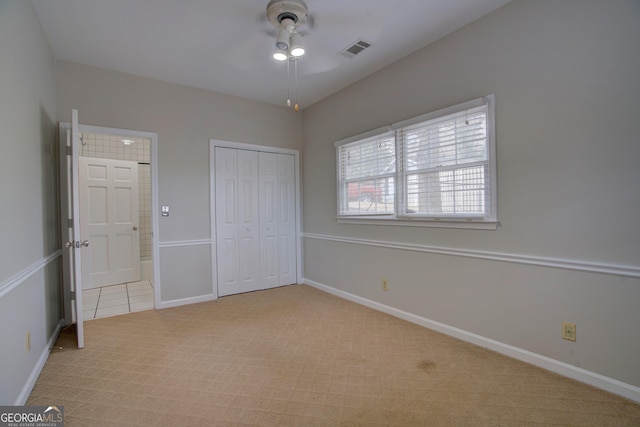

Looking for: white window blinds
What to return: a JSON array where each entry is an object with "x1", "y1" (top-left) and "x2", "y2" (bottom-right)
[
  {"x1": 398, "y1": 104, "x2": 490, "y2": 218},
  {"x1": 336, "y1": 130, "x2": 396, "y2": 216},
  {"x1": 335, "y1": 95, "x2": 496, "y2": 226}
]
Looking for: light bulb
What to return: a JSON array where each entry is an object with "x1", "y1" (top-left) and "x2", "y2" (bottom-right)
[
  {"x1": 290, "y1": 32, "x2": 305, "y2": 57},
  {"x1": 290, "y1": 46, "x2": 305, "y2": 57},
  {"x1": 273, "y1": 50, "x2": 288, "y2": 61}
]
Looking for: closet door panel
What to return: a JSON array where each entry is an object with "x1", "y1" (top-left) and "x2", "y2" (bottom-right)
[
  {"x1": 259, "y1": 152, "x2": 280, "y2": 289},
  {"x1": 278, "y1": 154, "x2": 297, "y2": 285},
  {"x1": 237, "y1": 149, "x2": 260, "y2": 292},
  {"x1": 215, "y1": 147, "x2": 240, "y2": 297},
  {"x1": 215, "y1": 146, "x2": 298, "y2": 296}
]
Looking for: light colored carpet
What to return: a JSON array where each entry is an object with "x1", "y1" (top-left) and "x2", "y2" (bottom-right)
[{"x1": 28, "y1": 284, "x2": 640, "y2": 426}]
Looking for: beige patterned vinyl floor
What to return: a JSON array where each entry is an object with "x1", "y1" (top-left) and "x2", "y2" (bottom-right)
[{"x1": 28, "y1": 285, "x2": 640, "y2": 426}]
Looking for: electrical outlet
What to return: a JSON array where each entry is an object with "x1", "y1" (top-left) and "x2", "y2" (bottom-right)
[
  {"x1": 26, "y1": 331, "x2": 31, "y2": 353},
  {"x1": 382, "y1": 278, "x2": 389, "y2": 291},
  {"x1": 562, "y1": 322, "x2": 576, "y2": 341}
]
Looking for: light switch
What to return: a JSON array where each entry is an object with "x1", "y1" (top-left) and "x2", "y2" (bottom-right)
[{"x1": 161, "y1": 206, "x2": 169, "y2": 217}]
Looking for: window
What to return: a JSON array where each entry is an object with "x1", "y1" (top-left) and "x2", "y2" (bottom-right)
[
  {"x1": 336, "y1": 128, "x2": 396, "y2": 216},
  {"x1": 335, "y1": 95, "x2": 497, "y2": 229}
]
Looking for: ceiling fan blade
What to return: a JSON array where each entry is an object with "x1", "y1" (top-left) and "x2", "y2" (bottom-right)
[
  {"x1": 306, "y1": 12, "x2": 318, "y2": 31},
  {"x1": 296, "y1": 35, "x2": 344, "y2": 75},
  {"x1": 261, "y1": 28, "x2": 278, "y2": 38},
  {"x1": 300, "y1": 2, "x2": 384, "y2": 49},
  {"x1": 221, "y1": 35, "x2": 274, "y2": 71},
  {"x1": 256, "y1": 11, "x2": 268, "y2": 25}
]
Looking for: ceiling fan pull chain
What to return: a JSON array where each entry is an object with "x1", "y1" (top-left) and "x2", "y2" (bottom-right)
[
  {"x1": 286, "y1": 57, "x2": 291, "y2": 107},
  {"x1": 294, "y1": 57, "x2": 299, "y2": 112}
]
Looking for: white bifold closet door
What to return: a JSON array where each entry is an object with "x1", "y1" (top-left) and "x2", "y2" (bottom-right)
[
  {"x1": 259, "y1": 152, "x2": 297, "y2": 288},
  {"x1": 215, "y1": 147, "x2": 296, "y2": 297}
]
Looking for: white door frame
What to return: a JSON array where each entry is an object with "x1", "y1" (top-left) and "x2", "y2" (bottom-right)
[
  {"x1": 60, "y1": 122, "x2": 161, "y2": 311},
  {"x1": 209, "y1": 139, "x2": 303, "y2": 299},
  {"x1": 59, "y1": 110, "x2": 85, "y2": 347}
]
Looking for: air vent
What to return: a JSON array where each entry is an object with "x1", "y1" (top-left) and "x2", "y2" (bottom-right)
[{"x1": 340, "y1": 39, "x2": 372, "y2": 58}]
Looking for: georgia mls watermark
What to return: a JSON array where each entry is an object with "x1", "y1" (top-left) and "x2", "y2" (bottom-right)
[{"x1": 0, "y1": 406, "x2": 64, "y2": 427}]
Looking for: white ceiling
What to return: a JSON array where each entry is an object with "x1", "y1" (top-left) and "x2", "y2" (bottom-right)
[{"x1": 32, "y1": 0, "x2": 510, "y2": 109}]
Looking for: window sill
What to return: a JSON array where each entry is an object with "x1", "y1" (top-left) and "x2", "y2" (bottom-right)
[{"x1": 336, "y1": 216, "x2": 499, "y2": 230}]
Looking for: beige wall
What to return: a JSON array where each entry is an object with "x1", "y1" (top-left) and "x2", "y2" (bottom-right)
[
  {"x1": 0, "y1": 0, "x2": 60, "y2": 404},
  {"x1": 56, "y1": 61, "x2": 302, "y2": 241},
  {"x1": 56, "y1": 61, "x2": 302, "y2": 303},
  {"x1": 301, "y1": 0, "x2": 640, "y2": 390},
  {"x1": 3, "y1": 0, "x2": 639, "y2": 404}
]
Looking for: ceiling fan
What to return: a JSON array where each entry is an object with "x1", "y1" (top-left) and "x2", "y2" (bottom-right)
[
  {"x1": 266, "y1": 0, "x2": 311, "y2": 60},
  {"x1": 253, "y1": 0, "x2": 375, "y2": 73},
  {"x1": 232, "y1": 0, "x2": 377, "y2": 110},
  {"x1": 264, "y1": 0, "x2": 314, "y2": 111}
]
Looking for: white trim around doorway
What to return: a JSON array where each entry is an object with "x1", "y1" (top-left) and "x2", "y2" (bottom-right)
[
  {"x1": 60, "y1": 122, "x2": 161, "y2": 311},
  {"x1": 209, "y1": 139, "x2": 304, "y2": 300}
]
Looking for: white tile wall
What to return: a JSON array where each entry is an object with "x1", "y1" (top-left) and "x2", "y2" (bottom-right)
[
  {"x1": 80, "y1": 133, "x2": 152, "y2": 259},
  {"x1": 138, "y1": 164, "x2": 152, "y2": 260}
]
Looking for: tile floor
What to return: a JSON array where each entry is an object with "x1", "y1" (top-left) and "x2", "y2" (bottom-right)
[{"x1": 82, "y1": 280, "x2": 154, "y2": 320}]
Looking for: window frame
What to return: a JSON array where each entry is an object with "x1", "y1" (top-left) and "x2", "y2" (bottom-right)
[
  {"x1": 335, "y1": 95, "x2": 497, "y2": 230},
  {"x1": 335, "y1": 126, "x2": 396, "y2": 217}
]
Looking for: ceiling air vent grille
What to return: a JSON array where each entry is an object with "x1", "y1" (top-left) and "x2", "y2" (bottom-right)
[{"x1": 340, "y1": 39, "x2": 372, "y2": 58}]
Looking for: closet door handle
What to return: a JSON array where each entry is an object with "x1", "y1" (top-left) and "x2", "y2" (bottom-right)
[{"x1": 133, "y1": 226, "x2": 138, "y2": 231}]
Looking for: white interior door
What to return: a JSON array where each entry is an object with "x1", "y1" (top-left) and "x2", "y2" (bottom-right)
[
  {"x1": 259, "y1": 152, "x2": 280, "y2": 290},
  {"x1": 214, "y1": 146, "x2": 297, "y2": 297},
  {"x1": 79, "y1": 157, "x2": 140, "y2": 289},
  {"x1": 215, "y1": 148, "x2": 260, "y2": 296},
  {"x1": 59, "y1": 110, "x2": 85, "y2": 348},
  {"x1": 216, "y1": 147, "x2": 240, "y2": 297},
  {"x1": 237, "y1": 149, "x2": 261, "y2": 292},
  {"x1": 277, "y1": 154, "x2": 296, "y2": 286}
]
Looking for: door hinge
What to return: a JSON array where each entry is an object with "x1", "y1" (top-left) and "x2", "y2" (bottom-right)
[
  {"x1": 66, "y1": 146, "x2": 72, "y2": 155},
  {"x1": 68, "y1": 218, "x2": 73, "y2": 227},
  {"x1": 70, "y1": 291, "x2": 76, "y2": 301}
]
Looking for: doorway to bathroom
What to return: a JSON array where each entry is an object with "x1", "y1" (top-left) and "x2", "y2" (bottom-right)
[{"x1": 75, "y1": 126, "x2": 158, "y2": 320}]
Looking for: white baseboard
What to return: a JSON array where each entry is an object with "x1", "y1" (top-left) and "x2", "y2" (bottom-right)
[
  {"x1": 304, "y1": 278, "x2": 640, "y2": 404},
  {"x1": 15, "y1": 319, "x2": 64, "y2": 405},
  {"x1": 156, "y1": 293, "x2": 218, "y2": 310}
]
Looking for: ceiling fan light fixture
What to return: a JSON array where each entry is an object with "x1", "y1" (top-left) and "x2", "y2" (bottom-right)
[
  {"x1": 266, "y1": 0, "x2": 310, "y2": 111},
  {"x1": 289, "y1": 32, "x2": 305, "y2": 57},
  {"x1": 273, "y1": 49, "x2": 288, "y2": 61},
  {"x1": 275, "y1": 27, "x2": 290, "y2": 50}
]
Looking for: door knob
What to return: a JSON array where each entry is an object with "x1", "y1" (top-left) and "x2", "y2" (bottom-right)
[
  {"x1": 65, "y1": 241, "x2": 74, "y2": 248},
  {"x1": 133, "y1": 226, "x2": 138, "y2": 231},
  {"x1": 80, "y1": 240, "x2": 90, "y2": 247}
]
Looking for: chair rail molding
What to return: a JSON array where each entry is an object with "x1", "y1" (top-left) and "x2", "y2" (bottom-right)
[
  {"x1": 302, "y1": 233, "x2": 640, "y2": 279},
  {"x1": 158, "y1": 239, "x2": 212, "y2": 248},
  {"x1": 0, "y1": 250, "x2": 62, "y2": 299}
]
